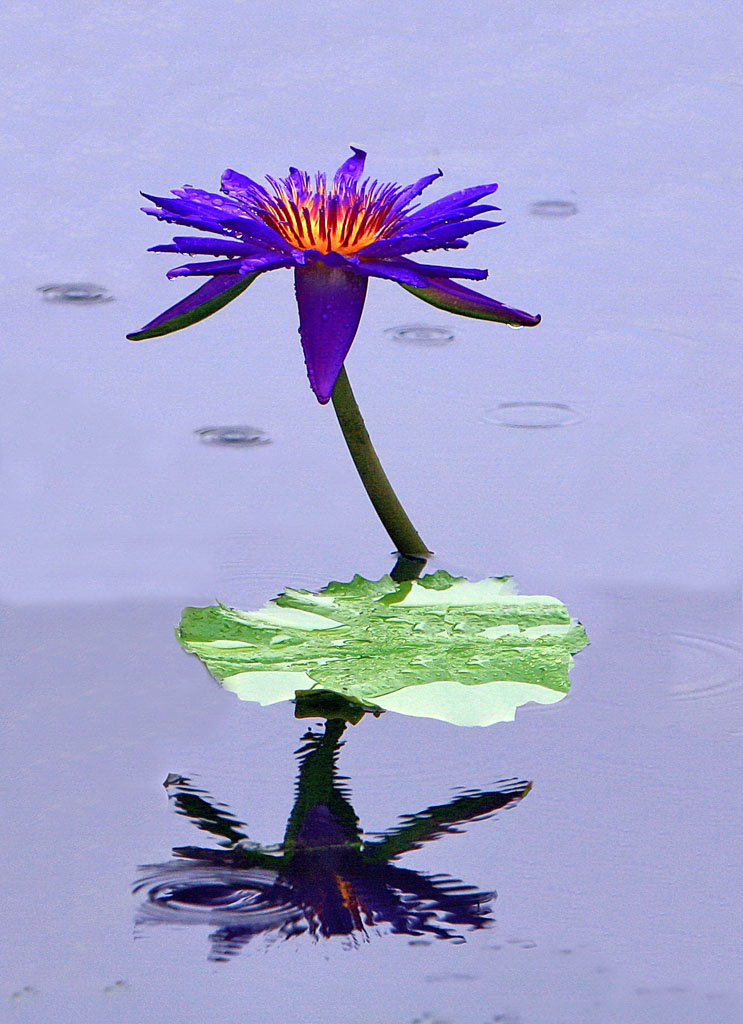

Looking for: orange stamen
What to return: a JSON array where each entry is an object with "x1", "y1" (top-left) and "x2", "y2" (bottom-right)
[{"x1": 257, "y1": 179, "x2": 396, "y2": 256}]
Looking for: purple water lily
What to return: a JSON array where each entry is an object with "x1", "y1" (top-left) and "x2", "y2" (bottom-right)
[{"x1": 129, "y1": 147, "x2": 541, "y2": 404}]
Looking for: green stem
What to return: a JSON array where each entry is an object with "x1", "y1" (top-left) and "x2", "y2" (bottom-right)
[{"x1": 331, "y1": 366, "x2": 431, "y2": 559}]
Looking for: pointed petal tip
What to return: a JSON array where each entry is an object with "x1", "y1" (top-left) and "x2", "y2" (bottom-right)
[
  {"x1": 125, "y1": 273, "x2": 256, "y2": 342},
  {"x1": 401, "y1": 275, "x2": 542, "y2": 327},
  {"x1": 220, "y1": 168, "x2": 242, "y2": 191},
  {"x1": 294, "y1": 263, "x2": 368, "y2": 406},
  {"x1": 509, "y1": 309, "x2": 541, "y2": 327},
  {"x1": 335, "y1": 147, "x2": 367, "y2": 184}
]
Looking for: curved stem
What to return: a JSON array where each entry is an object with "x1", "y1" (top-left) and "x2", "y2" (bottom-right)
[{"x1": 331, "y1": 367, "x2": 431, "y2": 559}]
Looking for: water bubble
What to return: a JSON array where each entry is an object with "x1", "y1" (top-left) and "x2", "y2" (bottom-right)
[
  {"x1": 529, "y1": 200, "x2": 578, "y2": 218},
  {"x1": 38, "y1": 282, "x2": 114, "y2": 303},
  {"x1": 484, "y1": 402, "x2": 583, "y2": 428},
  {"x1": 195, "y1": 426, "x2": 270, "y2": 446},
  {"x1": 385, "y1": 324, "x2": 455, "y2": 346}
]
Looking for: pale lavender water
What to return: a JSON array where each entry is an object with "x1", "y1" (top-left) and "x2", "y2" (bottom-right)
[{"x1": 3, "y1": 1, "x2": 742, "y2": 1021}]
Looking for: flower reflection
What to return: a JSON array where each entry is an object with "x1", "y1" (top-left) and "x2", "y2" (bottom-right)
[{"x1": 135, "y1": 715, "x2": 530, "y2": 959}]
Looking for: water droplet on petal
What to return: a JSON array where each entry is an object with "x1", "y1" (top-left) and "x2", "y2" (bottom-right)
[
  {"x1": 38, "y1": 282, "x2": 114, "y2": 303},
  {"x1": 195, "y1": 426, "x2": 270, "y2": 446},
  {"x1": 529, "y1": 200, "x2": 578, "y2": 218},
  {"x1": 385, "y1": 324, "x2": 454, "y2": 346},
  {"x1": 484, "y1": 402, "x2": 582, "y2": 428}
]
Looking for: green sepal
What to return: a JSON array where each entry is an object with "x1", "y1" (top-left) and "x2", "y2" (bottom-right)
[{"x1": 127, "y1": 273, "x2": 257, "y2": 341}]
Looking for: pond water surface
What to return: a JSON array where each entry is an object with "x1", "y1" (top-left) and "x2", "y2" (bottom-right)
[{"x1": 4, "y1": 1, "x2": 742, "y2": 1022}]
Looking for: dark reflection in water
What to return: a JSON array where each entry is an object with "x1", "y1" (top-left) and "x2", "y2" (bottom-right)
[{"x1": 135, "y1": 714, "x2": 530, "y2": 959}]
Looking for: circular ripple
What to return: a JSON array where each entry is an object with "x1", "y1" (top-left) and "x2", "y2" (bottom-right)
[
  {"x1": 385, "y1": 324, "x2": 455, "y2": 346},
  {"x1": 483, "y1": 402, "x2": 583, "y2": 428},
  {"x1": 195, "y1": 426, "x2": 270, "y2": 446},
  {"x1": 135, "y1": 863, "x2": 300, "y2": 931},
  {"x1": 38, "y1": 282, "x2": 114, "y2": 303},
  {"x1": 529, "y1": 200, "x2": 578, "y2": 218},
  {"x1": 667, "y1": 633, "x2": 743, "y2": 701}
]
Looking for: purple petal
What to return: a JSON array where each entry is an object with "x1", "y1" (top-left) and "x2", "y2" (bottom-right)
[
  {"x1": 142, "y1": 206, "x2": 236, "y2": 236},
  {"x1": 141, "y1": 192, "x2": 225, "y2": 223},
  {"x1": 218, "y1": 216, "x2": 297, "y2": 254},
  {"x1": 142, "y1": 193, "x2": 294, "y2": 255},
  {"x1": 221, "y1": 168, "x2": 271, "y2": 199},
  {"x1": 171, "y1": 187, "x2": 246, "y2": 215},
  {"x1": 126, "y1": 273, "x2": 257, "y2": 341},
  {"x1": 361, "y1": 219, "x2": 503, "y2": 260},
  {"x1": 351, "y1": 259, "x2": 429, "y2": 288},
  {"x1": 149, "y1": 237, "x2": 266, "y2": 258},
  {"x1": 167, "y1": 252, "x2": 292, "y2": 279},
  {"x1": 392, "y1": 257, "x2": 488, "y2": 281},
  {"x1": 420, "y1": 219, "x2": 504, "y2": 245},
  {"x1": 399, "y1": 204, "x2": 501, "y2": 234},
  {"x1": 401, "y1": 276, "x2": 541, "y2": 327},
  {"x1": 334, "y1": 146, "x2": 367, "y2": 185},
  {"x1": 401, "y1": 183, "x2": 499, "y2": 228},
  {"x1": 355, "y1": 231, "x2": 439, "y2": 259},
  {"x1": 294, "y1": 263, "x2": 368, "y2": 403},
  {"x1": 386, "y1": 171, "x2": 443, "y2": 218},
  {"x1": 167, "y1": 259, "x2": 245, "y2": 278}
]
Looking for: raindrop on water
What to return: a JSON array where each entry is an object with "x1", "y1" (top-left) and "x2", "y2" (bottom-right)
[
  {"x1": 195, "y1": 426, "x2": 270, "y2": 446},
  {"x1": 484, "y1": 402, "x2": 583, "y2": 429},
  {"x1": 529, "y1": 200, "x2": 578, "y2": 218},
  {"x1": 38, "y1": 282, "x2": 114, "y2": 303},
  {"x1": 666, "y1": 633, "x2": 743, "y2": 702},
  {"x1": 385, "y1": 324, "x2": 455, "y2": 346}
]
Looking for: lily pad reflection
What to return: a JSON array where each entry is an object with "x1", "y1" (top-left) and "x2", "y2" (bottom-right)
[{"x1": 178, "y1": 572, "x2": 588, "y2": 726}]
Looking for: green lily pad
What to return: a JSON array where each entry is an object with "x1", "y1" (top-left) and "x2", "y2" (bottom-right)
[{"x1": 178, "y1": 571, "x2": 588, "y2": 726}]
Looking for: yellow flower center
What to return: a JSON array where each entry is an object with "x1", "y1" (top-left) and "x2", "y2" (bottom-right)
[{"x1": 258, "y1": 180, "x2": 395, "y2": 256}]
